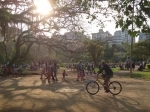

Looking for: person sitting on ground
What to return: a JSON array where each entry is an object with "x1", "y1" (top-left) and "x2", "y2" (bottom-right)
[
  {"x1": 137, "y1": 63, "x2": 143, "y2": 71},
  {"x1": 97, "y1": 60, "x2": 113, "y2": 93},
  {"x1": 62, "y1": 70, "x2": 68, "y2": 80}
]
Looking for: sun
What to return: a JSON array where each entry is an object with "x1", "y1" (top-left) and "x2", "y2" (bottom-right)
[{"x1": 35, "y1": 0, "x2": 52, "y2": 15}]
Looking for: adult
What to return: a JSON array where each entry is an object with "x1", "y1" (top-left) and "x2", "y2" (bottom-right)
[
  {"x1": 87, "y1": 63, "x2": 92, "y2": 75},
  {"x1": 40, "y1": 62, "x2": 46, "y2": 79},
  {"x1": 53, "y1": 62, "x2": 58, "y2": 81},
  {"x1": 91, "y1": 62, "x2": 95, "y2": 74},
  {"x1": 47, "y1": 62, "x2": 53, "y2": 83},
  {"x1": 97, "y1": 60, "x2": 113, "y2": 93},
  {"x1": 76, "y1": 61, "x2": 84, "y2": 81},
  {"x1": 132, "y1": 62, "x2": 135, "y2": 70}
]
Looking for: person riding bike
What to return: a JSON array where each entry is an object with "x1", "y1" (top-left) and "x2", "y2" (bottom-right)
[{"x1": 97, "y1": 60, "x2": 113, "y2": 93}]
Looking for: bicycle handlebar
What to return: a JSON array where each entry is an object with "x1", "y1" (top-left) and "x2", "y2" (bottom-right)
[{"x1": 96, "y1": 73, "x2": 105, "y2": 79}]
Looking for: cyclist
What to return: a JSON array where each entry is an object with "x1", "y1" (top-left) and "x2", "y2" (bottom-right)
[{"x1": 97, "y1": 60, "x2": 113, "y2": 93}]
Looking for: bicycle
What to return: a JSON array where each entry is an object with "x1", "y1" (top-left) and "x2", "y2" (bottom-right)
[{"x1": 86, "y1": 74, "x2": 122, "y2": 95}]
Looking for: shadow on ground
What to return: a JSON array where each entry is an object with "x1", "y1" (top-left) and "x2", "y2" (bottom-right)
[{"x1": 0, "y1": 71, "x2": 150, "y2": 112}]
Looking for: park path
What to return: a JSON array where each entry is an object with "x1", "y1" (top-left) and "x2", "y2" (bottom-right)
[{"x1": 0, "y1": 70, "x2": 150, "y2": 112}]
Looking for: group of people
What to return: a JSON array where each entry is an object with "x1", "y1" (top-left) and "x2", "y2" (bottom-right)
[
  {"x1": 76, "y1": 60, "x2": 113, "y2": 93},
  {"x1": 76, "y1": 61, "x2": 95, "y2": 81},
  {"x1": 40, "y1": 60, "x2": 113, "y2": 93},
  {"x1": 119, "y1": 61, "x2": 135, "y2": 70},
  {"x1": 40, "y1": 61, "x2": 58, "y2": 83},
  {"x1": 119, "y1": 61, "x2": 147, "y2": 71},
  {"x1": 0, "y1": 64, "x2": 22, "y2": 77},
  {"x1": 137, "y1": 61, "x2": 147, "y2": 71}
]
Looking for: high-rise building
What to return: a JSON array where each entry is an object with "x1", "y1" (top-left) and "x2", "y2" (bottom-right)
[
  {"x1": 139, "y1": 33, "x2": 150, "y2": 41},
  {"x1": 64, "y1": 31, "x2": 83, "y2": 41},
  {"x1": 113, "y1": 30, "x2": 133, "y2": 44},
  {"x1": 91, "y1": 29, "x2": 135, "y2": 46},
  {"x1": 92, "y1": 29, "x2": 112, "y2": 41}
]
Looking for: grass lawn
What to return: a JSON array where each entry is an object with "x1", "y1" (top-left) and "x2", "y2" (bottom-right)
[
  {"x1": 94, "y1": 67, "x2": 120, "y2": 73},
  {"x1": 60, "y1": 67, "x2": 120, "y2": 73},
  {"x1": 130, "y1": 69, "x2": 150, "y2": 79}
]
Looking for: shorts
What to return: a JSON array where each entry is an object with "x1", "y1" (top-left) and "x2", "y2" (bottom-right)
[{"x1": 103, "y1": 74, "x2": 113, "y2": 82}]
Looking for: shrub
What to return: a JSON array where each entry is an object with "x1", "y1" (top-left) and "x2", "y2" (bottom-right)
[{"x1": 147, "y1": 64, "x2": 150, "y2": 69}]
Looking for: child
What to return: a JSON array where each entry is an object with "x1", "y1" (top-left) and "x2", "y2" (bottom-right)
[{"x1": 62, "y1": 70, "x2": 68, "y2": 80}]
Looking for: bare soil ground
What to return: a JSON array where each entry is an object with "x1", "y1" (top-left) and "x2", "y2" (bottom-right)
[{"x1": 0, "y1": 69, "x2": 150, "y2": 112}]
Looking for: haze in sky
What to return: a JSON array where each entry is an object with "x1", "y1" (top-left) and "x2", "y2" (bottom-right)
[
  {"x1": 34, "y1": 0, "x2": 138, "y2": 42},
  {"x1": 84, "y1": 20, "x2": 120, "y2": 35}
]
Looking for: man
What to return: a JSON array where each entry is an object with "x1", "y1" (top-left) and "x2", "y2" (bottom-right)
[
  {"x1": 91, "y1": 62, "x2": 95, "y2": 74},
  {"x1": 97, "y1": 60, "x2": 113, "y2": 93},
  {"x1": 47, "y1": 62, "x2": 53, "y2": 83},
  {"x1": 76, "y1": 61, "x2": 84, "y2": 81},
  {"x1": 40, "y1": 62, "x2": 46, "y2": 79},
  {"x1": 53, "y1": 62, "x2": 58, "y2": 81}
]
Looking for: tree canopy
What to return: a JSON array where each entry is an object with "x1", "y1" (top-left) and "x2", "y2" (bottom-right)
[
  {"x1": 132, "y1": 40, "x2": 150, "y2": 59},
  {"x1": 86, "y1": 39, "x2": 104, "y2": 65},
  {"x1": 0, "y1": 0, "x2": 150, "y2": 65}
]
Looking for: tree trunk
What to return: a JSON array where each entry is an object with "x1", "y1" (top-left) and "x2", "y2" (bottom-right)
[{"x1": 8, "y1": 42, "x2": 33, "y2": 67}]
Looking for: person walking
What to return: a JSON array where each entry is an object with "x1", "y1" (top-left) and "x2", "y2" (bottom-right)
[
  {"x1": 40, "y1": 62, "x2": 46, "y2": 79},
  {"x1": 47, "y1": 62, "x2": 53, "y2": 83},
  {"x1": 91, "y1": 62, "x2": 95, "y2": 75},
  {"x1": 76, "y1": 61, "x2": 84, "y2": 81},
  {"x1": 53, "y1": 62, "x2": 58, "y2": 81}
]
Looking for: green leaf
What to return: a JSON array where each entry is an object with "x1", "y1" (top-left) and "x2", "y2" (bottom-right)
[{"x1": 118, "y1": 18, "x2": 123, "y2": 26}]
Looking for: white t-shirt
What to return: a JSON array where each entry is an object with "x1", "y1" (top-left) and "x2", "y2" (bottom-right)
[{"x1": 42, "y1": 64, "x2": 46, "y2": 71}]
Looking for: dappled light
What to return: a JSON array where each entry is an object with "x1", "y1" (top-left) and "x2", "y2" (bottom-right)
[
  {"x1": 0, "y1": 73, "x2": 150, "y2": 111},
  {"x1": 34, "y1": 0, "x2": 53, "y2": 16},
  {"x1": 0, "y1": 0, "x2": 150, "y2": 111}
]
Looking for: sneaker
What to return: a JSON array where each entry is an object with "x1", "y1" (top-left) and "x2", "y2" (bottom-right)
[
  {"x1": 104, "y1": 86, "x2": 107, "y2": 90},
  {"x1": 105, "y1": 90, "x2": 110, "y2": 93},
  {"x1": 81, "y1": 79, "x2": 85, "y2": 81},
  {"x1": 76, "y1": 79, "x2": 79, "y2": 81}
]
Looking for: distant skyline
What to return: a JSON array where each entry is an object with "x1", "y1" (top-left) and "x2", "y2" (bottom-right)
[
  {"x1": 83, "y1": 20, "x2": 139, "y2": 42},
  {"x1": 84, "y1": 21, "x2": 120, "y2": 36}
]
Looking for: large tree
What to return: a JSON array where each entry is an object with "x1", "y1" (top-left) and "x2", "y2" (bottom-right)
[
  {"x1": 109, "y1": 0, "x2": 150, "y2": 37},
  {"x1": 1, "y1": 0, "x2": 150, "y2": 66},
  {"x1": 0, "y1": 0, "x2": 101, "y2": 66},
  {"x1": 132, "y1": 40, "x2": 150, "y2": 59},
  {"x1": 86, "y1": 40, "x2": 104, "y2": 65},
  {"x1": 78, "y1": 0, "x2": 150, "y2": 36}
]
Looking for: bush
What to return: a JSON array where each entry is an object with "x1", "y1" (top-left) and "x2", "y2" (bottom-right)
[{"x1": 147, "y1": 64, "x2": 150, "y2": 69}]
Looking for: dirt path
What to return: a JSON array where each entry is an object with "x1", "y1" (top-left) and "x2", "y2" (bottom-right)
[{"x1": 0, "y1": 70, "x2": 150, "y2": 112}]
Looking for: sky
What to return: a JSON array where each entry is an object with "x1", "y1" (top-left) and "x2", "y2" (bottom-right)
[
  {"x1": 83, "y1": 20, "x2": 120, "y2": 36},
  {"x1": 34, "y1": 0, "x2": 139, "y2": 42},
  {"x1": 82, "y1": 20, "x2": 139, "y2": 42},
  {"x1": 34, "y1": 0, "x2": 119, "y2": 36}
]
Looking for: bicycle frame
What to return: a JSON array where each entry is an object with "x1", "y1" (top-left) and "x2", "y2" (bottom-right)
[
  {"x1": 86, "y1": 74, "x2": 122, "y2": 95},
  {"x1": 95, "y1": 74, "x2": 111, "y2": 88},
  {"x1": 95, "y1": 75, "x2": 104, "y2": 87}
]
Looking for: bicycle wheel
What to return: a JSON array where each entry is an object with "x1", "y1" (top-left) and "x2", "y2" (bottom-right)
[
  {"x1": 86, "y1": 81, "x2": 99, "y2": 95},
  {"x1": 108, "y1": 81, "x2": 122, "y2": 95}
]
